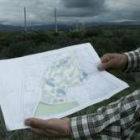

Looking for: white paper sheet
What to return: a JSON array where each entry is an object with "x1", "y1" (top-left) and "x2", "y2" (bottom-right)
[{"x1": 0, "y1": 43, "x2": 129, "y2": 131}]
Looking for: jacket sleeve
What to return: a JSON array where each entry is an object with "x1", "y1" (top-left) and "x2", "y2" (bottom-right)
[
  {"x1": 70, "y1": 90, "x2": 140, "y2": 140},
  {"x1": 124, "y1": 48, "x2": 140, "y2": 72}
]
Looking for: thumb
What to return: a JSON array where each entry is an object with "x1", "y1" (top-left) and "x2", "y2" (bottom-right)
[
  {"x1": 98, "y1": 60, "x2": 114, "y2": 71},
  {"x1": 25, "y1": 118, "x2": 47, "y2": 129}
]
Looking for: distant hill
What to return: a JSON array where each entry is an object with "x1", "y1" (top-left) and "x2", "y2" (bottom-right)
[
  {"x1": 0, "y1": 21, "x2": 140, "y2": 32},
  {"x1": 0, "y1": 24, "x2": 23, "y2": 32},
  {"x1": 0, "y1": 24, "x2": 73, "y2": 32},
  {"x1": 87, "y1": 21, "x2": 140, "y2": 27}
]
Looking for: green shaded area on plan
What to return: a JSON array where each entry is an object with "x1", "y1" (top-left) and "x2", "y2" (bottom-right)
[{"x1": 35, "y1": 101, "x2": 79, "y2": 116}]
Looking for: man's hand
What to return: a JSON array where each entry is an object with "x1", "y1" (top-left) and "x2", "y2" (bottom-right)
[
  {"x1": 98, "y1": 53, "x2": 128, "y2": 71},
  {"x1": 25, "y1": 117, "x2": 70, "y2": 137}
]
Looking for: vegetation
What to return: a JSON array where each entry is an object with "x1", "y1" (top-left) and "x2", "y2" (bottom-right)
[{"x1": 0, "y1": 26, "x2": 140, "y2": 140}]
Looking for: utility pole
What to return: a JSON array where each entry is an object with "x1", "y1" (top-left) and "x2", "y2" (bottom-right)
[
  {"x1": 24, "y1": 7, "x2": 27, "y2": 32},
  {"x1": 54, "y1": 8, "x2": 58, "y2": 33}
]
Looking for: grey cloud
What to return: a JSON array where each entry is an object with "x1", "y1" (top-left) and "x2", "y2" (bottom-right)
[
  {"x1": 57, "y1": 0, "x2": 123, "y2": 24},
  {"x1": 104, "y1": 0, "x2": 140, "y2": 22},
  {"x1": 0, "y1": 0, "x2": 140, "y2": 26},
  {"x1": 59, "y1": 0, "x2": 140, "y2": 23},
  {"x1": 0, "y1": 0, "x2": 57, "y2": 25},
  {"x1": 59, "y1": 0, "x2": 106, "y2": 17},
  {"x1": 106, "y1": 9, "x2": 140, "y2": 22},
  {"x1": 58, "y1": 9, "x2": 101, "y2": 18},
  {"x1": 62, "y1": 0, "x2": 105, "y2": 8}
]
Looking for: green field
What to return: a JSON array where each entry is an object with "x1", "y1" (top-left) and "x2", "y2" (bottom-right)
[{"x1": 0, "y1": 26, "x2": 140, "y2": 139}]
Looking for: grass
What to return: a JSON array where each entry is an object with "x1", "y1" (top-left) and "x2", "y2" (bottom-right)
[{"x1": 0, "y1": 28, "x2": 140, "y2": 139}]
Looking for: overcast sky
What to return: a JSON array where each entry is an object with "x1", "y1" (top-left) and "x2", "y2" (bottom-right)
[{"x1": 0, "y1": 0, "x2": 140, "y2": 26}]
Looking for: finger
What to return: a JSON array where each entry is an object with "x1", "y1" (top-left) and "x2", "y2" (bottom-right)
[
  {"x1": 30, "y1": 128, "x2": 45, "y2": 135},
  {"x1": 99, "y1": 60, "x2": 114, "y2": 70},
  {"x1": 62, "y1": 117, "x2": 69, "y2": 121},
  {"x1": 25, "y1": 118, "x2": 47, "y2": 129},
  {"x1": 31, "y1": 127, "x2": 61, "y2": 136},
  {"x1": 30, "y1": 128, "x2": 55, "y2": 137},
  {"x1": 44, "y1": 129, "x2": 60, "y2": 136},
  {"x1": 101, "y1": 54, "x2": 111, "y2": 63}
]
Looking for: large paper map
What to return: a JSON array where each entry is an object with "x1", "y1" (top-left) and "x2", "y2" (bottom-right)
[{"x1": 0, "y1": 43, "x2": 129, "y2": 130}]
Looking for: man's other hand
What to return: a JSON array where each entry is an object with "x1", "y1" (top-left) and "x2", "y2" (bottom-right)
[{"x1": 98, "y1": 53, "x2": 127, "y2": 71}]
